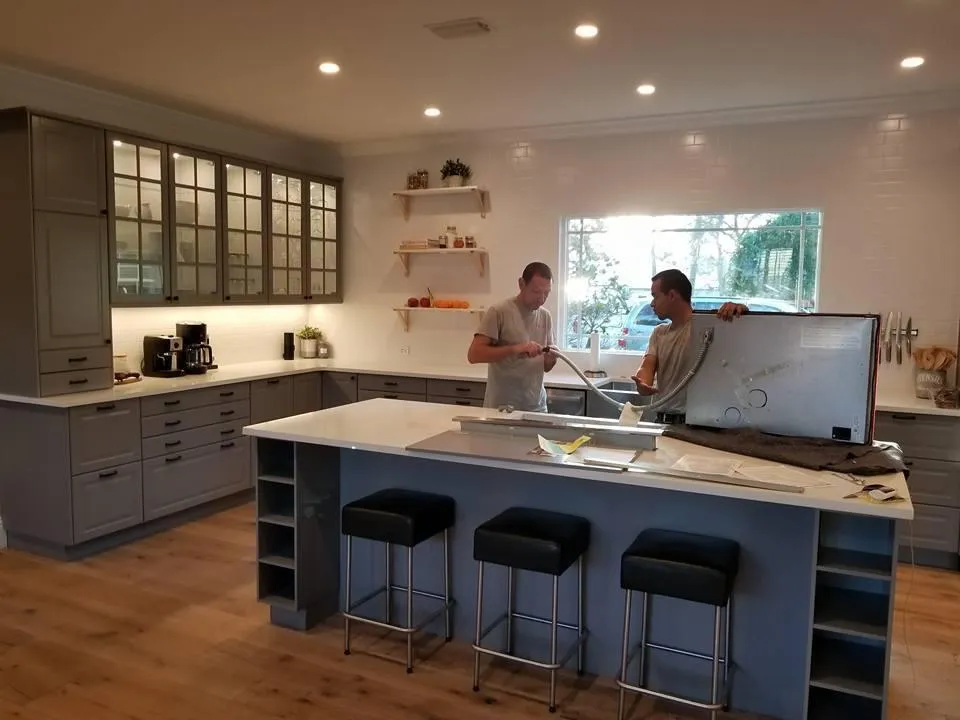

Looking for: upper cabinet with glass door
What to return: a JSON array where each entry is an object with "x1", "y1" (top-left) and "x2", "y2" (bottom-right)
[
  {"x1": 224, "y1": 161, "x2": 267, "y2": 303},
  {"x1": 171, "y1": 148, "x2": 221, "y2": 305},
  {"x1": 269, "y1": 171, "x2": 305, "y2": 301},
  {"x1": 308, "y1": 179, "x2": 340, "y2": 301},
  {"x1": 108, "y1": 136, "x2": 168, "y2": 304}
]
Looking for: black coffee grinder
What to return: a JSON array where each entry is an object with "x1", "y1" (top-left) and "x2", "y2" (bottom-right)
[{"x1": 176, "y1": 322, "x2": 217, "y2": 374}]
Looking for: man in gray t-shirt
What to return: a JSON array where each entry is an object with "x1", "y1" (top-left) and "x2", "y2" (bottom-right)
[{"x1": 468, "y1": 262, "x2": 557, "y2": 412}]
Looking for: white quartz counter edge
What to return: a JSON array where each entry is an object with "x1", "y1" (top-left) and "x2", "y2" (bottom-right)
[
  {"x1": 243, "y1": 399, "x2": 913, "y2": 521},
  {"x1": 0, "y1": 359, "x2": 609, "y2": 408}
]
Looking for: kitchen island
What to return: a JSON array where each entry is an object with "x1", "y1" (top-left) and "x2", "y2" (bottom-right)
[{"x1": 243, "y1": 398, "x2": 912, "y2": 720}]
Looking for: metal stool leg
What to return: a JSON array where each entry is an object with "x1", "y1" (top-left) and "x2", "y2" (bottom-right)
[
  {"x1": 637, "y1": 592, "x2": 648, "y2": 687},
  {"x1": 343, "y1": 534, "x2": 353, "y2": 655},
  {"x1": 406, "y1": 545, "x2": 414, "y2": 673},
  {"x1": 548, "y1": 573, "x2": 559, "y2": 713},
  {"x1": 505, "y1": 566, "x2": 514, "y2": 654},
  {"x1": 710, "y1": 605, "x2": 722, "y2": 720},
  {"x1": 384, "y1": 542, "x2": 392, "y2": 624},
  {"x1": 724, "y1": 596, "x2": 732, "y2": 705},
  {"x1": 617, "y1": 589, "x2": 633, "y2": 720},
  {"x1": 472, "y1": 561, "x2": 484, "y2": 692},
  {"x1": 576, "y1": 555, "x2": 584, "y2": 676},
  {"x1": 443, "y1": 529, "x2": 452, "y2": 641}
]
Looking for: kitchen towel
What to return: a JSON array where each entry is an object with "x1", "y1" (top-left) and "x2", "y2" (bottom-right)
[{"x1": 662, "y1": 426, "x2": 909, "y2": 478}]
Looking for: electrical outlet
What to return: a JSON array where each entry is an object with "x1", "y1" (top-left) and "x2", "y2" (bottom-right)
[{"x1": 400, "y1": 345, "x2": 410, "y2": 356}]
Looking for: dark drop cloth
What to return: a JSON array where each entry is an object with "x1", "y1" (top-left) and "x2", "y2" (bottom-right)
[{"x1": 663, "y1": 426, "x2": 908, "y2": 478}]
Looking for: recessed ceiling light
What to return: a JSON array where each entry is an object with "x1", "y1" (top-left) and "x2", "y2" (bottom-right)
[
  {"x1": 318, "y1": 62, "x2": 340, "y2": 75},
  {"x1": 574, "y1": 24, "x2": 598, "y2": 39},
  {"x1": 424, "y1": 107, "x2": 442, "y2": 118},
  {"x1": 112, "y1": 139, "x2": 123, "y2": 147},
  {"x1": 636, "y1": 84, "x2": 656, "y2": 96},
  {"x1": 900, "y1": 56, "x2": 924, "y2": 69}
]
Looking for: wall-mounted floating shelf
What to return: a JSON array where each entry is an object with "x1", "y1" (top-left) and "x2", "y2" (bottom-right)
[
  {"x1": 393, "y1": 306, "x2": 485, "y2": 332},
  {"x1": 392, "y1": 185, "x2": 489, "y2": 220},
  {"x1": 394, "y1": 247, "x2": 488, "y2": 277}
]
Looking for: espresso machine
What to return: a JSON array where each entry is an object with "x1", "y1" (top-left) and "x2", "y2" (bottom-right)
[
  {"x1": 176, "y1": 322, "x2": 217, "y2": 374},
  {"x1": 142, "y1": 335, "x2": 184, "y2": 378}
]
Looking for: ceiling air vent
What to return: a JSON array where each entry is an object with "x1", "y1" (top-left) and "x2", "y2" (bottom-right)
[{"x1": 425, "y1": 17, "x2": 492, "y2": 40}]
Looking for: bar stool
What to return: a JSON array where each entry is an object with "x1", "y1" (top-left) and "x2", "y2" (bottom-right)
[
  {"x1": 341, "y1": 488, "x2": 455, "y2": 673},
  {"x1": 471, "y1": 506, "x2": 590, "y2": 713},
  {"x1": 616, "y1": 529, "x2": 739, "y2": 720}
]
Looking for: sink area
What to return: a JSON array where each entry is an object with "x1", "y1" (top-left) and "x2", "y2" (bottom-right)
[
  {"x1": 584, "y1": 379, "x2": 652, "y2": 420},
  {"x1": 606, "y1": 379, "x2": 639, "y2": 391}
]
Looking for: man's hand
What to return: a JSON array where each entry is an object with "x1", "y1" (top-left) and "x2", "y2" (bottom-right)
[
  {"x1": 516, "y1": 341, "x2": 543, "y2": 357},
  {"x1": 717, "y1": 302, "x2": 748, "y2": 322},
  {"x1": 631, "y1": 375, "x2": 657, "y2": 395}
]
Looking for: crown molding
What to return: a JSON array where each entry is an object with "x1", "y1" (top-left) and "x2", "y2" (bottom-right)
[{"x1": 339, "y1": 90, "x2": 960, "y2": 158}]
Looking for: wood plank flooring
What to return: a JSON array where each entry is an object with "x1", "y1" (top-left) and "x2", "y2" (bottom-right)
[{"x1": 0, "y1": 503, "x2": 956, "y2": 719}]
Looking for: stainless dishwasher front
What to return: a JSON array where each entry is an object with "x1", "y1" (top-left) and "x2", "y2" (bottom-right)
[{"x1": 545, "y1": 387, "x2": 586, "y2": 416}]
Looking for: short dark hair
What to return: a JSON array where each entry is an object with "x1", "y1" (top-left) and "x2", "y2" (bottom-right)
[
  {"x1": 521, "y1": 262, "x2": 553, "y2": 283},
  {"x1": 651, "y1": 269, "x2": 692, "y2": 303}
]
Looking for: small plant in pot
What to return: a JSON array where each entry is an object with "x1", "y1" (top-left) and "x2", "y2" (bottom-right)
[
  {"x1": 296, "y1": 326, "x2": 323, "y2": 358},
  {"x1": 441, "y1": 158, "x2": 471, "y2": 188}
]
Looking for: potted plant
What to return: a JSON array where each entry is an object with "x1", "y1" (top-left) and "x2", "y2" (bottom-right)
[
  {"x1": 441, "y1": 158, "x2": 471, "y2": 188},
  {"x1": 297, "y1": 325, "x2": 322, "y2": 358}
]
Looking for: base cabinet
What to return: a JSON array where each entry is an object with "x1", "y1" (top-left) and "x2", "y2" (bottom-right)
[{"x1": 72, "y1": 461, "x2": 143, "y2": 543}]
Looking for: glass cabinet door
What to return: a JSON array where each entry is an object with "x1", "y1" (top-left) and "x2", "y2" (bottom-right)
[
  {"x1": 108, "y1": 136, "x2": 168, "y2": 303},
  {"x1": 171, "y1": 148, "x2": 220, "y2": 303},
  {"x1": 308, "y1": 180, "x2": 340, "y2": 300},
  {"x1": 224, "y1": 160, "x2": 266, "y2": 302},
  {"x1": 269, "y1": 172, "x2": 304, "y2": 300}
]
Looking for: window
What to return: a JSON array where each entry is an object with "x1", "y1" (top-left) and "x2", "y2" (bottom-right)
[{"x1": 562, "y1": 211, "x2": 821, "y2": 353}]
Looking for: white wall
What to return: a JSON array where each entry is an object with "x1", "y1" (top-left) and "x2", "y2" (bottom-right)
[{"x1": 319, "y1": 107, "x2": 960, "y2": 395}]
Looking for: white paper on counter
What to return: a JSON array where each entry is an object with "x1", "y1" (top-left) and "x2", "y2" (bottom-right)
[
  {"x1": 736, "y1": 463, "x2": 835, "y2": 488},
  {"x1": 672, "y1": 454, "x2": 742, "y2": 477}
]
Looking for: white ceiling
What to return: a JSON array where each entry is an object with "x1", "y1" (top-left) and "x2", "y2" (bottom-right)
[{"x1": 1, "y1": 0, "x2": 958, "y2": 144}]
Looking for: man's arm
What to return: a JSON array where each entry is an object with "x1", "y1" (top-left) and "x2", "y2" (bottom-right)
[
  {"x1": 631, "y1": 329, "x2": 659, "y2": 395},
  {"x1": 542, "y1": 313, "x2": 557, "y2": 372},
  {"x1": 468, "y1": 334, "x2": 537, "y2": 364}
]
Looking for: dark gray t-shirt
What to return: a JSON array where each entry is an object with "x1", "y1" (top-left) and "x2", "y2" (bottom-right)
[{"x1": 476, "y1": 297, "x2": 555, "y2": 412}]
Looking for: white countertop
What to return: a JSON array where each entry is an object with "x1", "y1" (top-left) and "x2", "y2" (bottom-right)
[
  {"x1": 875, "y1": 392, "x2": 960, "y2": 418},
  {"x1": 0, "y1": 359, "x2": 607, "y2": 408},
  {"x1": 243, "y1": 398, "x2": 913, "y2": 521}
]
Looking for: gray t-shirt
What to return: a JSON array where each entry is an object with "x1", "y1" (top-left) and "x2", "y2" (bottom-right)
[
  {"x1": 476, "y1": 297, "x2": 555, "y2": 412},
  {"x1": 646, "y1": 320, "x2": 693, "y2": 413}
]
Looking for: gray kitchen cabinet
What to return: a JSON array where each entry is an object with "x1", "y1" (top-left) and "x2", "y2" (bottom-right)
[
  {"x1": 141, "y1": 399, "x2": 249, "y2": 437},
  {"x1": 251, "y1": 377, "x2": 295, "y2": 423},
  {"x1": 72, "y1": 461, "x2": 143, "y2": 543},
  {"x1": 69, "y1": 400, "x2": 141, "y2": 474},
  {"x1": 358, "y1": 389, "x2": 426, "y2": 403},
  {"x1": 427, "y1": 378, "x2": 485, "y2": 400},
  {"x1": 293, "y1": 373, "x2": 322, "y2": 415},
  {"x1": 169, "y1": 146, "x2": 222, "y2": 305},
  {"x1": 30, "y1": 115, "x2": 106, "y2": 216},
  {"x1": 0, "y1": 108, "x2": 114, "y2": 398},
  {"x1": 142, "y1": 418, "x2": 246, "y2": 459},
  {"x1": 222, "y1": 158, "x2": 268, "y2": 303},
  {"x1": 900, "y1": 505, "x2": 960, "y2": 555},
  {"x1": 359, "y1": 374, "x2": 427, "y2": 395},
  {"x1": 875, "y1": 412, "x2": 960, "y2": 462},
  {"x1": 427, "y1": 395, "x2": 484, "y2": 408},
  {"x1": 141, "y1": 382, "x2": 249, "y2": 416},
  {"x1": 321, "y1": 372, "x2": 357, "y2": 409}
]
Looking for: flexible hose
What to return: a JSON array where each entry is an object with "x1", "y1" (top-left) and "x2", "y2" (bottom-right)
[{"x1": 545, "y1": 327, "x2": 715, "y2": 416}]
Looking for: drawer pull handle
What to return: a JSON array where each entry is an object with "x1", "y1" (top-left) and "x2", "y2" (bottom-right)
[
  {"x1": 220, "y1": 428, "x2": 236, "y2": 436},
  {"x1": 455, "y1": 387, "x2": 471, "y2": 393},
  {"x1": 69, "y1": 378, "x2": 89, "y2": 386},
  {"x1": 164, "y1": 419, "x2": 182, "y2": 427},
  {"x1": 267, "y1": 379, "x2": 280, "y2": 385},
  {"x1": 220, "y1": 410, "x2": 235, "y2": 417},
  {"x1": 67, "y1": 356, "x2": 88, "y2": 363},
  {"x1": 221, "y1": 441, "x2": 235, "y2": 450},
  {"x1": 904, "y1": 460, "x2": 914, "y2": 466},
  {"x1": 891, "y1": 413, "x2": 916, "y2": 421},
  {"x1": 165, "y1": 440, "x2": 182, "y2": 448},
  {"x1": 455, "y1": 400, "x2": 472, "y2": 406},
  {"x1": 383, "y1": 394, "x2": 398, "y2": 399},
  {"x1": 219, "y1": 391, "x2": 234, "y2": 397},
  {"x1": 95, "y1": 403, "x2": 116, "y2": 412},
  {"x1": 165, "y1": 455, "x2": 182, "y2": 463},
  {"x1": 164, "y1": 399, "x2": 181, "y2": 407},
  {"x1": 383, "y1": 381, "x2": 399, "y2": 387},
  {"x1": 98, "y1": 469, "x2": 118, "y2": 479}
]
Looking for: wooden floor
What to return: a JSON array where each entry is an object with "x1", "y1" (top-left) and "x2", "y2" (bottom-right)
[{"x1": 0, "y1": 504, "x2": 956, "y2": 720}]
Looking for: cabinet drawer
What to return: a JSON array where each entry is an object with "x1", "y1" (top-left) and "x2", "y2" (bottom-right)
[
  {"x1": 293, "y1": 373, "x2": 322, "y2": 415},
  {"x1": 358, "y1": 389, "x2": 425, "y2": 403},
  {"x1": 141, "y1": 399, "x2": 249, "y2": 437},
  {"x1": 71, "y1": 461, "x2": 143, "y2": 543},
  {"x1": 875, "y1": 412, "x2": 960, "y2": 462},
  {"x1": 322, "y1": 372, "x2": 357, "y2": 408},
  {"x1": 359, "y1": 374, "x2": 426, "y2": 395},
  {"x1": 899, "y1": 505, "x2": 960, "y2": 554},
  {"x1": 40, "y1": 367, "x2": 113, "y2": 396},
  {"x1": 905, "y1": 458, "x2": 960, "y2": 508},
  {"x1": 141, "y1": 383, "x2": 250, "y2": 416},
  {"x1": 142, "y1": 418, "x2": 247, "y2": 459},
  {"x1": 251, "y1": 376, "x2": 294, "y2": 423},
  {"x1": 69, "y1": 399, "x2": 141, "y2": 474},
  {"x1": 427, "y1": 394, "x2": 484, "y2": 408},
  {"x1": 40, "y1": 346, "x2": 112, "y2": 374},
  {"x1": 142, "y1": 437, "x2": 250, "y2": 521},
  {"x1": 427, "y1": 378, "x2": 485, "y2": 400}
]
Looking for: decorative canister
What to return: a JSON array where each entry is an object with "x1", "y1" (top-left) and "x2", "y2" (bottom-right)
[{"x1": 914, "y1": 368, "x2": 947, "y2": 399}]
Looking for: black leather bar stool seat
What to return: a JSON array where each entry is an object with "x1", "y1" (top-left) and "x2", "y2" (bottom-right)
[
  {"x1": 617, "y1": 529, "x2": 740, "y2": 720},
  {"x1": 342, "y1": 488, "x2": 456, "y2": 673},
  {"x1": 472, "y1": 507, "x2": 591, "y2": 713}
]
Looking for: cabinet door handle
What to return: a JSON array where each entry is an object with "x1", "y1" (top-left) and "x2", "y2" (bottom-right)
[
  {"x1": 164, "y1": 399, "x2": 181, "y2": 407},
  {"x1": 267, "y1": 379, "x2": 280, "y2": 385},
  {"x1": 69, "y1": 378, "x2": 89, "y2": 386},
  {"x1": 383, "y1": 381, "x2": 399, "y2": 387},
  {"x1": 219, "y1": 391, "x2": 234, "y2": 398},
  {"x1": 220, "y1": 428, "x2": 236, "y2": 436},
  {"x1": 165, "y1": 440, "x2": 182, "y2": 448},
  {"x1": 95, "y1": 403, "x2": 116, "y2": 412},
  {"x1": 164, "y1": 419, "x2": 181, "y2": 427},
  {"x1": 220, "y1": 410, "x2": 235, "y2": 417},
  {"x1": 98, "y1": 469, "x2": 118, "y2": 479},
  {"x1": 165, "y1": 455, "x2": 182, "y2": 463},
  {"x1": 220, "y1": 441, "x2": 235, "y2": 450},
  {"x1": 67, "y1": 356, "x2": 88, "y2": 363},
  {"x1": 904, "y1": 460, "x2": 914, "y2": 466},
  {"x1": 891, "y1": 413, "x2": 917, "y2": 421}
]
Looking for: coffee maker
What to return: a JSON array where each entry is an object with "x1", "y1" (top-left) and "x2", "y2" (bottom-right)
[
  {"x1": 176, "y1": 322, "x2": 217, "y2": 374},
  {"x1": 142, "y1": 335, "x2": 184, "y2": 378}
]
